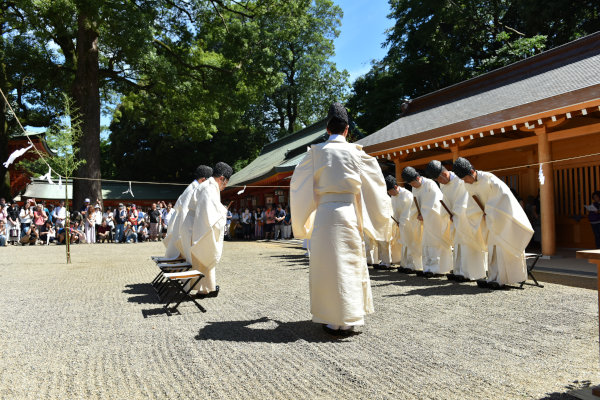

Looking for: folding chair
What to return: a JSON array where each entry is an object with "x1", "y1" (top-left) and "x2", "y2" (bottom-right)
[
  {"x1": 153, "y1": 262, "x2": 192, "y2": 295},
  {"x1": 161, "y1": 270, "x2": 206, "y2": 314},
  {"x1": 520, "y1": 253, "x2": 544, "y2": 288}
]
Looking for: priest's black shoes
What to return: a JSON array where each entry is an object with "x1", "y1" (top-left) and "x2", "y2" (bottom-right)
[
  {"x1": 196, "y1": 285, "x2": 220, "y2": 299},
  {"x1": 322, "y1": 325, "x2": 356, "y2": 337}
]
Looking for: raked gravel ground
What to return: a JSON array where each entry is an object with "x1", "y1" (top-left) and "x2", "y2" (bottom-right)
[{"x1": 0, "y1": 240, "x2": 597, "y2": 400}]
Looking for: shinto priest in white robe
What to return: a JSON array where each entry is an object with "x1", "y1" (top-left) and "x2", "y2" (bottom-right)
[
  {"x1": 412, "y1": 177, "x2": 453, "y2": 274},
  {"x1": 162, "y1": 179, "x2": 200, "y2": 259},
  {"x1": 392, "y1": 187, "x2": 421, "y2": 269},
  {"x1": 291, "y1": 135, "x2": 391, "y2": 327},
  {"x1": 439, "y1": 172, "x2": 487, "y2": 280},
  {"x1": 463, "y1": 170, "x2": 533, "y2": 285},
  {"x1": 188, "y1": 177, "x2": 228, "y2": 292}
]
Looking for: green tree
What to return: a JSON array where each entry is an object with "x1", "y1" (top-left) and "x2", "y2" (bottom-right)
[{"x1": 348, "y1": 0, "x2": 600, "y2": 135}]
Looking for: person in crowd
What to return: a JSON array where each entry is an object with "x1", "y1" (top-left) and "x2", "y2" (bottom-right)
[
  {"x1": 188, "y1": 162, "x2": 233, "y2": 298},
  {"x1": 80, "y1": 198, "x2": 91, "y2": 215},
  {"x1": 138, "y1": 206, "x2": 146, "y2": 225},
  {"x1": 46, "y1": 204, "x2": 55, "y2": 226},
  {"x1": 264, "y1": 204, "x2": 275, "y2": 240},
  {"x1": 425, "y1": 160, "x2": 487, "y2": 281},
  {"x1": 39, "y1": 220, "x2": 56, "y2": 245},
  {"x1": 53, "y1": 200, "x2": 67, "y2": 229},
  {"x1": 402, "y1": 166, "x2": 453, "y2": 278},
  {"x1": 254, "y1": 207, "x2": 264, "y2": 239},
  {"x1": 453, "y1": 157, "x2": 534, "y2": 288},
  {"x1": 33, "y1": 204, "x2": 47, "y2": 233},
  {"x1": 128, "y1": 204, "x2": 139, "y2": 229},
  {"x1": 138, "y1": 221, "x2": 149, "y2": 242},
  {"x1": 148, "y1": 203, "x2": 162, "y2": 241},
  {"x1": 283, "y1": 206, "x2": 292, "y2": 239},
  {"x1": 19, "y1": 199, "x2": 34, "y2": 238},
  {"x1": 93, "y1": 204, "x2": 103, "y2": 240},
  {"x1": 71, "y1": 210, "x2": 83, "y2": 227},
  {"x1": 103, "y1": 207, "x2": 115, "y2": 241},
  {"x1": 0, "y1": 220, "x2": 7, "y2": 247},
  {"x1": 0, "y1": 202, "x2": 6, "y2": 226},
  {"x1": 290, "y1": 102, "x2": 391, "y2": 336},
  {"x1": 20, "y1": 223, "x2": 39, "y2": 245},
  {"x1": 273, "y1": 204, "x2": 286, "y2": 240},
  {"x1": 161, "y1": 202, "x2": 174, "y2": 239},
  {"x1": 163, "y1": 165, "x2": 213, "y2": 259},
  {"x1": 241, "y1": 208, "x2": 252, "y2": 240},
  {"x1": 114, "y1": 204, "x2": 127, "y2": 243},
  {"x1": 84, "y1": 204, "x2": 96, "y2": 244},
  {"x1": 97, "y1": 219, "x2": 111, "y2": 243},
  {"x1": 225, "y1": 208, "x2": 233, "y2": 240},
  {"x1": 588, "y1": 191, "x2": 600, "y2": 249},
  {"x1": 123, "y1": 221, "x2": 138, "y2": 243},
  {"x1": 7, "y1": 202, "x2": 20, "y2": 245}
]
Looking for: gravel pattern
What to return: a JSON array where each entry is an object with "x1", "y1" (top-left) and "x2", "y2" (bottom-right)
[{"x1": 0, "y1": 240, "x2": 597, "y2": 399}]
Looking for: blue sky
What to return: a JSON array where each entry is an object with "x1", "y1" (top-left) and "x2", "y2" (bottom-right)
[{"x1": 332, "y1": 1, "x2": 394, "y2": 83}]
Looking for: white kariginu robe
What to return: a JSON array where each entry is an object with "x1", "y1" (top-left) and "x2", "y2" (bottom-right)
[
  {"x1": 291, "y1": 135, "x2": 391, "y2": 326},
  {"x1": 162, "y1": 180, "x2": 199, "y2": 259},
  {"x1": 463, "y1": 171, "x2": 533, "y2": 285}
]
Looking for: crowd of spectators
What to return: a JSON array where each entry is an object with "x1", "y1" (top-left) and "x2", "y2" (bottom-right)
[
  {"x1": 225, "y1": 203, "x2": 293, "y2": 241},
  {"x1": 0, "y1": 197, "x2": 175, "y2": 246}
]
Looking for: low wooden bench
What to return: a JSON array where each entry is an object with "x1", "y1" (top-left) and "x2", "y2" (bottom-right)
[
  {"x1": 161, "y1": 270, "x2": 206, "y2": 314},
  {"x1": 520, "y1": 252, "x2": 543, "y2": 288}
]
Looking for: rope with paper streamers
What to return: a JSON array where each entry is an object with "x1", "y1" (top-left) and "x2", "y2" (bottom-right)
[{"x1": 3, "y1": 87, "x2": 600, "y2": 191}]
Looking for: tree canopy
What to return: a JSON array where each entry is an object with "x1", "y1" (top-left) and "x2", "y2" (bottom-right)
[{"x1": 347, "y1": 0, "x2": 600, "y2": 135}]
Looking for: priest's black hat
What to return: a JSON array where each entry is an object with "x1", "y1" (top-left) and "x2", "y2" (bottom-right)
[
  {"x1": 385, "y1": 175, "x2": 397, "y2": 190},
  {"x1": 401, "y1": 166, "x2": 420, "y2": 183},
  {"x1": 327, "y1": 102, "x2": 349, "y2": 125},
  {"x1": 194, "y1": 165, "x2": 213, "y2": 180},
  {"x1": 453, "y1": 157, "x2": 474, "y2": 178},
  {"x1": 425, "y1": 160, "x2": 443, "y2": 179}
]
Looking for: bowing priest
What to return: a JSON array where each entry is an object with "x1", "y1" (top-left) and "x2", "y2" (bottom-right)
[
  {"x1": 188, "y1": 162, "x2": 233, "y2": 297},
  {"x1": 453, "y1": 157, "x2": 533, "y2": 288},
  {"x1": 385, "y1": 175, "x2": 422, "y2": 273},
  {"x1": 401, "y1": 167, "x2": 453, "y2": 277},
  {"x1": 291, "y1": 103, "x2": 391, "y2": 336},
  {"x1": 425, "y1": 160, "x2": 487, "y2": 281},
  {"x1": 162, "y1": 165, "x2": 213, "y2": 259}
]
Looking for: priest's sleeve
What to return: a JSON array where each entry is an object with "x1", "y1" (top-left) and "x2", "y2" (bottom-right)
[
  {"x1": 290, "y1": 149, "x2": 317, "y2": 239},
  {"x1": 359, "y1": 150, "x2": 392, "y2": 242}
]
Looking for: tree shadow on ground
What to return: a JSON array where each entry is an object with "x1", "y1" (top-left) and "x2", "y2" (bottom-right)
[
  {"x1": 195, "y1": 317, "x2": 355, "y2": 343},
  {"x1": 538, "y1": 379, "x2": 591, "y2": 399}
]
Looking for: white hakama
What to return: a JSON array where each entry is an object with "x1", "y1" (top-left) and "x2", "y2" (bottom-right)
[
  {"x1": 291, "y1": 135, "x2": 391, "y2": 327},
  {"x1": 189, "y1": 177, "x2": 227, "y2": 292},
  {"x1": 464, "y1": 171, "x2": 534, "y2": 285},
  {"x1": 412, "y1": 177, "x2": 453, "y2": 274},
  {"x1": 396, "y1": 190, "x2": 423, "y2": 271},
  {"x1": 440, "y1": 173, "x2": 487, "y2": 280}
]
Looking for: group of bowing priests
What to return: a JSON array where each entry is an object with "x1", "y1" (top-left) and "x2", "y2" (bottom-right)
[
  {"x1": 290, "y1": 102, "x2": 534, "y2": 336},
  {"x1": 159, "y1": 102, "x2": 534, "y2": 338},
  {"x1": 161, "y1": 161, "x2": 233, "y2": 298}
]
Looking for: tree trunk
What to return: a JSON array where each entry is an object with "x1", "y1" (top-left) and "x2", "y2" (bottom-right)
[
  {"x1": 0, "y1": 31, "x2": 11, "y2": 200},
  {"x1": 71, "y1": 13, "x2": 102, "y2": 209}
]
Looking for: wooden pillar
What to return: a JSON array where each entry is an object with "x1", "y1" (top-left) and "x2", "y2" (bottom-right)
[
  {"x1": 537, "y1": 127, "x2": 556, "y2": 256},
  {"x1": 451, "y1": 145, "x2": 460, "y2": 161}
]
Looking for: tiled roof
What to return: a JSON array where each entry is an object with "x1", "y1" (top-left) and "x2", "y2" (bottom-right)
[
  {"x1": 227, "y1": 119, "x2": 328, "y2": 186},
  {"x1": 357, "y1": 32, "x2": 600, "y2": 152}
]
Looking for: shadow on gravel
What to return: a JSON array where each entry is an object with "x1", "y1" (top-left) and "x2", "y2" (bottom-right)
[
  {"x1": 537, "y1": 379, "x2": 591, "y2": 399},
  {"x1": 195, "y1": 317, "x2": 353, "y2": 343},
  {"x1": 124, "y1": 283, "x2": 160, "y2": 304},
  {"x1": 271, "y1": 254, "x2": 309, "y2": 267}
]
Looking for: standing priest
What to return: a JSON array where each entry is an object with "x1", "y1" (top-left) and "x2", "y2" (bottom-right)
[
  {"x1": 189, "y1": 162, "x2": 233, "y2": 297},
  {"x1": 425, "y1": 160, "x2": 487, "y2": 281},
  {"x1": 401, "y1": 167, "x2": 453, "y2": 277},
  {"x1": 162, "y1": 165, "x2": 213, "y2": 259},
  {"x1": 291, "y1": 103, "x2": 391, "y2": 336},
  {"x1": 453, "y1": 157, "x2": 533, "y2": 288}
]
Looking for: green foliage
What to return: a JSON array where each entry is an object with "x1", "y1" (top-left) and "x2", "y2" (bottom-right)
[
  {"x1": 348, "y1": 0, "x2": 600, "y2": 135},
  {"x1": 18, "y1": 94, "x2": 86, "y2": 179}
]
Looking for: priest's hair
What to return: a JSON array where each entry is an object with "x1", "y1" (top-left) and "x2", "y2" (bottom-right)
[
  {"x1": 453, "y1": 157, "x2": 474, "y2": 178},
  {"x1": 385, "y1": 175, "x2": 397, "y2": 190},
  {"x1": 425, "y1": 160, "x2": 444, "y2": 179},
  {"x1": 401, "y1": 166, "x2": 420, "y2": 183},
  {"x1": 194, "y1": 165, "x2": 213, "y2": 180},
  {"x1": 213, "y1": 162, "x2": 233, "y2": 180}
]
